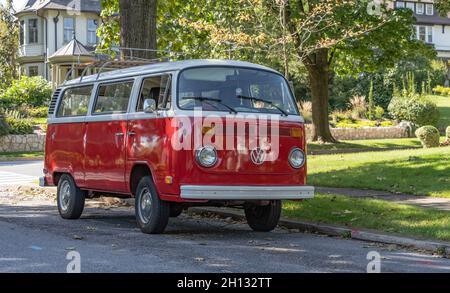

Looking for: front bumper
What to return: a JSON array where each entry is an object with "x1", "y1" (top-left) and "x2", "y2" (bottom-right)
[{"x1": 180, "y1": 185, "x2": 314, "y2": 200}]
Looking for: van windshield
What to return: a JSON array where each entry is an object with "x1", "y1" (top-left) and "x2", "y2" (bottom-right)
[{"x1": 178, "y1": 67, "x2": 299, "y2": 115}]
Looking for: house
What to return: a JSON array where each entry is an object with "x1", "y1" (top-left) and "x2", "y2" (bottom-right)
[
  {"x1": 394, "y1": 1, "x2": 450, "y2": 72},
  {"x1": 15, "y1": 0, "x2": 101, "y2": 85}
]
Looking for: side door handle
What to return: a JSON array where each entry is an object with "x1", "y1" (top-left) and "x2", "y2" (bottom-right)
[
  {"x1": 115, "y1": 133, "x2": 124, "y2": 137},
  {"x1": 127, "y1": 131, "x2": 136, "y2": 136}
]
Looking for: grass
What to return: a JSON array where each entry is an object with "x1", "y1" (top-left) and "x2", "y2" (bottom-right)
[
  {"x1": 308, "y1": 147, "x2": 450, "y2": 198},
  {"x1": 429, "y1": 95, "x2": 450, "y2": 132},
  {"x1": 283, "y1": 194, "x2": 450, "y2": 242},
  {"x1": 308, "y1": 137, "x2": 426, "y2": 153},
  {"x1": 0, "y1": 151, "x2": 44, "y2": 161}
]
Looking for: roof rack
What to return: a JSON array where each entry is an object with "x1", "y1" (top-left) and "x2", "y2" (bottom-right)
[{"x1": 62, "y1": 57, "x2": 170, "y2": 85}]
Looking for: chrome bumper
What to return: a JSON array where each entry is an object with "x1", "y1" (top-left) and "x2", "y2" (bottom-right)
[{"x1": 180, "y1": 185, "x2": 314, "y2": 200}]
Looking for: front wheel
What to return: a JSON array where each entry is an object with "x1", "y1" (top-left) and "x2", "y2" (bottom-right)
[
  {"x1": 57, "y1": 174, "x2": 86, "y2": 220},
  {"x1": 135, "y1": 176, "x2": 170, "y2": 234},
  {"x1": 244, "y1": 201, "x2": 282, "y2": 232}
]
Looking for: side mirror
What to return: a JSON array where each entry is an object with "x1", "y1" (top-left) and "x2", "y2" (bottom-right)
[{"x1": 143, "y1": 99, "x2": 157, "y2": 113}]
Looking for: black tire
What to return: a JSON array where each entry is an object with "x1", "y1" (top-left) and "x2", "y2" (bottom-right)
[
  {"x1": 244, "y1": 200, "x2": 282, "y2": 232},
  {"x1": 169, "y1": 204, "x2": 183, "y2": 218},
  {"x1": 135, "y1": 176, "x2": 170, "y2": 234},
  {"x1": 57, "y1": 174, "x2": 86, "y2": 220}
]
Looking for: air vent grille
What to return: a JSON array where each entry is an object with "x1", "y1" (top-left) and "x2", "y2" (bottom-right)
[{"x1": 48, "y1": 88, "x2": 62, "y2": 115}]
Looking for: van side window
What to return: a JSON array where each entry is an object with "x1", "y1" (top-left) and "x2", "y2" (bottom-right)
[
  {"x1": 57, "y1": 86, "x2": 93, "y2": 117},
  {"x1": 137, "y1": 74, "x2": 172, "y2": 112},
  {"x1": 94, "y1": 81, "x2": 134, "y2": 115}
]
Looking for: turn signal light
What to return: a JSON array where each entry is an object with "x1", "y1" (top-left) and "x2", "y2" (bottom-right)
[{"x1": 291, "y1": 128, "x2": 302, "y2": 138}]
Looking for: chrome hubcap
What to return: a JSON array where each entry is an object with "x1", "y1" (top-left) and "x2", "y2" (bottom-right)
[
  {"x1": 60, "y1": 181, "x2": 71, "y2": 211},
  {"x1": 138, "y1": 188, "x2": 153, "y2": 224}
]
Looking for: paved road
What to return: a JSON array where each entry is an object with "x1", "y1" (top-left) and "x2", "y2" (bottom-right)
[
  {"x1": 0, "y1": 161, "x2": 43, "y2": 186},
  {"x1": 0, "y1": 195, "x2": 449, "y2": 273},
  {"x1": 1, "y1": 160, "x2": 449, "y2": 273}
]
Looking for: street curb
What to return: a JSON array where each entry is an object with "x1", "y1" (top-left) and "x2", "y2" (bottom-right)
[{"x1": 189, "y1": 207, "x2": 450, "y2": 258}]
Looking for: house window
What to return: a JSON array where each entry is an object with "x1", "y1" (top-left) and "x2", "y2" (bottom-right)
[
  {"x1": 64, "y1": 18, "x2": 75, "y2": 43},
  {"x1": 87, "y1": 19, "x2": 98, "y2": 45},
  {"x1": 426, "y1": 4, "x2": 433, "y2": 15},
  {"x1": 416, "y1": 3, "x2": 424, "y2": 14},
  {"x1": 19, "y1": 20, "x2": 24, "y2": 45},
  {"x1": 396, "y1": 1, "x2": 405, "y2": 9},
  {"x1": 28, "y1": 66, "x2": 39, "y2": 77},
  {"x1": 406, "y1": 2, "x2": 415, "y2": 12},
  {"x1": 28, "y1": 19, "x2": 38, "y2": 44},
  {"x1": 417, "y1": 26, "x2": 433, "y2": 43}
]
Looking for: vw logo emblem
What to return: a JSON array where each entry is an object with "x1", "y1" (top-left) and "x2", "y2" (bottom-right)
[{"x1": 250, "y1": 148, "x2": 266, "y2": 165}]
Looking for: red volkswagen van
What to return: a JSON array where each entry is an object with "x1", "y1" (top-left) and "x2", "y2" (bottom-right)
[{"x1": 41, "y1": 60, "x2": 314, "y2": 234}]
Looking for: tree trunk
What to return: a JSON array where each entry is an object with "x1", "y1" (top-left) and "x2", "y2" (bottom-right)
[
  {"x1": 304, "y1": 48, "x2": 336, "y2": 143},
  {"x1": 119, "y1": 0, "x2": 157, "y2": 60}
]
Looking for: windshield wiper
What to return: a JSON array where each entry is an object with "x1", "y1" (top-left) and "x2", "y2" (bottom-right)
[
  {"x1": 237, "y1": 95, "x2": 288, "y2": 117},
  {"x1": 182, "y1": 97, "x2": 238, "y2": 114}
]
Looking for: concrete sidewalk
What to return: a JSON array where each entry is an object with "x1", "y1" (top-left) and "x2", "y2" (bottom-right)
[{"x1": 317, "y1": 187, "x2": 450, "y2": 211}]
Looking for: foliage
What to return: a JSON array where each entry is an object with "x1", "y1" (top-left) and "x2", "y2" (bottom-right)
[
  {"x1": 435, "y1": 0, "x2": 450, "y2": 17},
  {"x1": 367, "y1": 80, "x2": 375, "y2": 120},
  {"x1": 349, "y1": 96, "x2": 367, "y2": 119},
  {"x1": 331, "y1": 56, "x2": 446, "y2": 112},
  {"x1": 3, "y1": 109, "x2": 33, "y2": 135},
  {"x1": 415, "y1": 126, "x2": 441, "y2": 148},
  {"x1": 433, "y1": 86, "x2": 450, "y2": 96},
  {"x1": 22, "y1": 106, "x2": 49, "y2": 118},
  {"x1": 446, "y1": 126, "x2": 450, "y2": 141},
  {"x1": 388, "y1": 92, "x2": 440, "y2": 127},
  {"x1": 0, "y1": 1, "x2": 18, "y2": 88},
  {"x1": 0, "y1": 76, "x2": 52, "y2": 109},
  {"x1": 0, "y1": 113, "x2": 8, "y2": 136}
]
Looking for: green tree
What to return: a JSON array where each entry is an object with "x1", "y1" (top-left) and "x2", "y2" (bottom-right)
[
  {"x1": 0, "y1": 0, "x2": 18, "y2": 88},
  {"x1": 98, "y1": 0, "x2": 157, "y2": 59}
]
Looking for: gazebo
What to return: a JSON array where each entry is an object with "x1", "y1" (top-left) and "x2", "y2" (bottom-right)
[{"x1": 48, "y1": 38, "x2": 96, "y2": 86}]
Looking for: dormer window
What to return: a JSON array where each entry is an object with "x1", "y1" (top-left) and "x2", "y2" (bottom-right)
[
  {"x1": 416, "y1": 3, "x2": 424, "y2": 15},
  {"x1": 425, "y1": 4, "x2": 433, "y2": 15},
  {"x1": 396, "y1": 1, "x2": 405, "y2": 9},
  {"x1": 64, "y1": 17, "x2": 75, "y2": 43},
  {"x1": 28, "y1": 19, "x2": 38, "y2": 44},
  {"x1": 406, "y1": 2, "x2": 415, "y2": 11}
]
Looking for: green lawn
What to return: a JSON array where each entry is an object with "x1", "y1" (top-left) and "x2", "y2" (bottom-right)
[
  {"x1": 429, "y1": 95, "x2": 450, "y2": 132},
  {"x1": 0, "y1": 151, "x2": 44, "y2": 161},
  {"x1": 283, "y1": 194, "x2": 450, "y2": 242},
  {"x1": 308, "y1": 147, "x2": 450, "y2": 197},
  {"x1": 308, "y1": 137, "x2": 425, "y2": 153}
]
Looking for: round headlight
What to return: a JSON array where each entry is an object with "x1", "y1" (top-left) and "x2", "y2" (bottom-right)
[
  {"x1": 195, "y1": 146, "x2": 218, "y2": 168},
  {"x1": 289, "y1": 148, "x2": 305, "y2": 169}
]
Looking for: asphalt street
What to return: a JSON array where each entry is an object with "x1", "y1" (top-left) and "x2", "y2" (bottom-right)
[{"x1": 0, "y1": 161, "x2": 449, "y2": 273}]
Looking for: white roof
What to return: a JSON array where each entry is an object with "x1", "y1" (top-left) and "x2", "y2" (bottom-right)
[{"x1": 64, "y1": 59, "x2": 281, "y2": 86}]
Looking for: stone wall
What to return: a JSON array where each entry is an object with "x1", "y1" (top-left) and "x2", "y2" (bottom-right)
[
  {"x1": 0, "y1": 134, "x2": 46, "y2": 153},
  {"x1": 306, "y1": 125, "x2": 410, "y2": 141}
]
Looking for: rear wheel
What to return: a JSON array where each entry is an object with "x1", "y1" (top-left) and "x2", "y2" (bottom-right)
[
  {"x1": 135, "y1": 176, "x2": 170, "y2": 234},
  {"x1": 244, "y1": 201, "x2": 282, "y2": 232},
  {"x1": 57, "y1": 174, "x2": 86, "y2": 220}
]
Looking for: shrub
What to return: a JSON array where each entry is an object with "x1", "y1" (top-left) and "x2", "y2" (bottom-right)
[
  {"x1": 374, "y1": 106, "x2": 385, "y2": 120},
  {"x1": 300, "y1": 101, "x2": 312, "y2": 123},
  {"x1": 0, "y1": 76, "x2": 52, "y2": 109},
  {"x1": 23, "y1": 106, "x2": 49, "y2": 118},
  {"x1": 433, "y1": 86, "x2": 450, "y2": 96},
  {"x1": 446, "y1": 126, "x2": 450, "y2": 141},
  {"x1": 5, "y1": 117, "x2": 34, "y2": 135},
  {"x1": 349, "y1": 96, "x2": 367, "y2": 119},
  {"x1": 415, "y1": 126, "x2": 440, "y2": 148},
  {"x1": 388, "y1": 93, "x2": 440, "y2": 127},
  {"x1": 0, "y1": 115, "x2": 9, "y2": 136}
]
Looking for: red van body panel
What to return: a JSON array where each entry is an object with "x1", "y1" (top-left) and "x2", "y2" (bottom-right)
[{"x1": 45, "y1": 116, "x2": 307, "y2": 202}]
